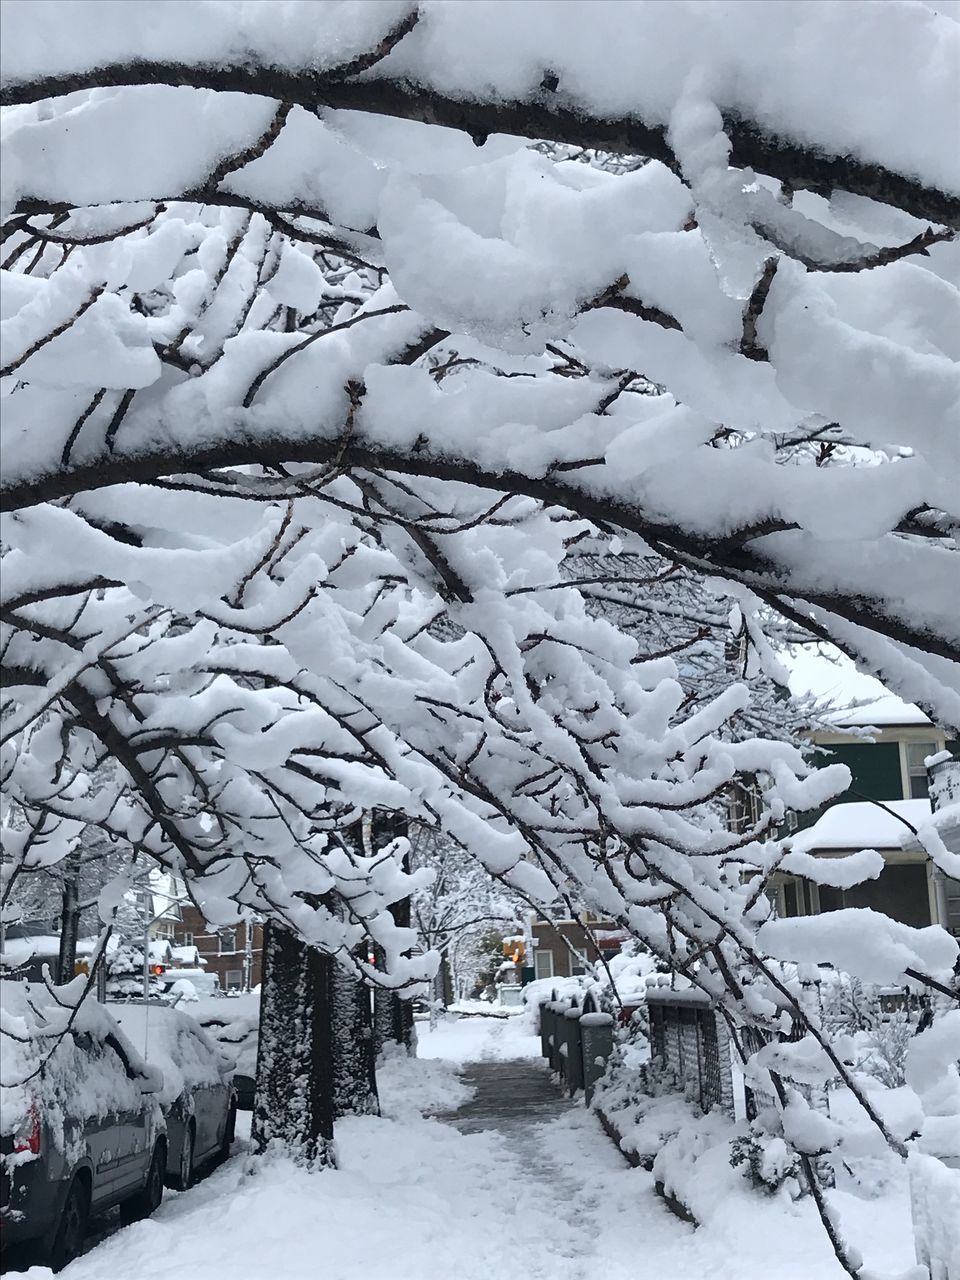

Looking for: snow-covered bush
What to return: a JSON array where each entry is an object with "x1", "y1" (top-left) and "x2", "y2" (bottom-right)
[
  {"x1": 817, "y1": 972, "x2": 923, "y2": 1088},
  {"x1": 730, "y1": 1129, "x2": 802, "y2": 1197}
]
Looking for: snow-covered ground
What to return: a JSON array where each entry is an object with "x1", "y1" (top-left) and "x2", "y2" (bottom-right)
[
  {"x1": 416, "y1": 1008, "x2": 541, "y2": 1064},
  {"x1": 19, "y1": 1014, "x2": 916, "y2": 1280}
]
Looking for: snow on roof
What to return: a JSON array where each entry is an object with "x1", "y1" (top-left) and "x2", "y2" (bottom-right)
[
  {"x1": 170, "y1": 944, "x2": 205, "y2": 966},
  {"x1": 782, "y1": 646, "x2": 929, "y2": 729},
  {"x1": 794, "y1": 799, "x2": 932, "y2": 852},
  {"x1": 0, "y1": 933, "x2": 118, "y2": 968},
  {"x1": 147, "y1": 939, "x2": 173, "y2": 963}
]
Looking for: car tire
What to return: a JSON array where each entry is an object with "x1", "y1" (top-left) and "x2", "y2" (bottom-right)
[
  {"x1": 173, "y1": 1122, "x2": 195, "y2": 1191},
  {"x1": 48, "y1": 1176, "x2": 89, "y2": 1273},
  {"x1": 120, "y1": 1142, "x2": 165, "y2": 1224}
]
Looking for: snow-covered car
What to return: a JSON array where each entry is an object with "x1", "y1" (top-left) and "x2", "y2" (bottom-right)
[
  {"x1": 110, "y1": 1002, "x2": 237, "y2": 1190},
  {"x1": 191, "y1": 993, "x2": 260, "y2": 1111},
  {"x1": 157, "y1": 967, "x2": 221, "y2": 997},
  {"x1": 0, "y1": 981, "x2": 167, "y2": 1272}
]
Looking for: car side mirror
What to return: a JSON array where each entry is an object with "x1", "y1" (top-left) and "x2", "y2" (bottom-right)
[{"x1": 138, "y1": 1064, "x2": 164, "y2": 1094}]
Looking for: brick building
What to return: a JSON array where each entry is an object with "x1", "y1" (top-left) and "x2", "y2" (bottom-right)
[{"x1": 174, "y1": 906, "x2": 263, "y2": 991}]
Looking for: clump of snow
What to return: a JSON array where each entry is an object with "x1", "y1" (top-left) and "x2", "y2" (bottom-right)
[{"x1": 758, "y1": 910, "x2": 959, "y2": 984}]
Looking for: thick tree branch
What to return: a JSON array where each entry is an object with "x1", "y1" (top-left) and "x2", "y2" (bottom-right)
[
  {"x1": 1, "y1": 435, "x2": 953, "y2": 666},
  {"x1": 2, "y1": 66, "x2": 956, "y2": 227}
]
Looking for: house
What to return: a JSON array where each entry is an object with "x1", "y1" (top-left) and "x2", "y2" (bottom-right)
[
  {"x1": 174, "y1": 905, "x2": 263, "y2": 991},
  {"x1": 146, "y1": 869, "x2": 186, "y2": 942},
  {"x1": 529, "y1": 913, "x2": 627, "y2": 981},
  {"x1": 771, "y1": 649, "x2": 960, "y2": 934}
]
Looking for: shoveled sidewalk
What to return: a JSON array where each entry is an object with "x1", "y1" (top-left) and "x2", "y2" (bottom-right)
[{"x1": 438, "y1": 1056, "x2": 574, "y2": 1134}]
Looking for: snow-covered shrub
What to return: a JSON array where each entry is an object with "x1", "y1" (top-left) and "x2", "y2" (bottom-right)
[
  {"x1": 859, "y1": 1010, "x2": 916, "y2": 1089},
  {"x1": 730, "y1": 1129, "x2": 802, "y2": 1197},
  {"x1": 817, "y1": 973, "x2": 921, "y2": 1088}
]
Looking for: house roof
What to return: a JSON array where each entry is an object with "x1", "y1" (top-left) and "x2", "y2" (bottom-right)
[
  {"x1": 783, "y1": 646, "x2": 929, "y2": 729},
  {"x1": 0, "y1": 933, "x2": 120, "y2": 969},
  {"x1": 794, "y1": 799, "x2": 932, "y2": 853}
]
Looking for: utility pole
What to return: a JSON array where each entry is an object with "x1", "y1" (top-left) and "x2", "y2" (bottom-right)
[{"x1": 243, "y1": 915, "x2": 254, "y2": 991}]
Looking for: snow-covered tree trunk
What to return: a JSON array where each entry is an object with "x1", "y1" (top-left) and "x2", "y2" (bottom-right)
[
  {"x1": 252, "y1": 921, "x2": 335, "y2": 1163},
  {"x1": 371, "y1": 944, "x2": 400, "y2": 1057},
  {"x1": 373, "y1": 813, "x2": 416, "y2": 1055},
  {"x1": 331, "y1": 955, "x2": 379, "y2": 1120},
  {"x1": 388, "y1": 898, "x2": 416, "y2": 1056}
]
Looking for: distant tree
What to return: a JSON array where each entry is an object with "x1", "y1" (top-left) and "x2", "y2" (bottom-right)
[{"x1": 409, "y1": 826, "x2": 520, "y2": 1007}]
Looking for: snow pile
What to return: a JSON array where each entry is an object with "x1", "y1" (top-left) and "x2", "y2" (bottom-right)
[
  {"x1": 909, "y1": 1151, "x2": 960, "y2": 1280},
  {"x1": 376, "y1": 1040, "x2": 474, "y2": 1118},
  {"x1": 602, "y1": 945, "x2": 660, "y2": 1004},
  {"x1": 593, "y1": 1070, "x2": 695, "y2": 1167},
  {"x1": 594, "y1": 1061, "x2": 918, "y2": 1278},
  {"x1": 904, "y1": 1002, "x2": 960, "y2": 1272}
]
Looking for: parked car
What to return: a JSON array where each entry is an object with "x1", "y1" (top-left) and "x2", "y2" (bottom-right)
[
  {"x1": 157, "y1": 968, "x2": 220, "y2": 998},
  {"x1": 0, "y1": 981, "x2": 167, "y2": 1272},
  {"x1": 191, "y1": 993, "x2": 260, "y2": 1111},
  {"x1": 110, "y1": 1002, "x2": 237, "y2": 1190}
]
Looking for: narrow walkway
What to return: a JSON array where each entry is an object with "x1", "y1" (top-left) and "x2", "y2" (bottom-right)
[
  {"x1": 428, "y1": 1044, "x2": 700, "y2": 1280},
  {"x1": 440, "y1": 1057, "x2": 572, "y2": 1133}
]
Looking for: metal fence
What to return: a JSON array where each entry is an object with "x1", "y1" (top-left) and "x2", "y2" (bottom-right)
[
  {"x1": 538, "y1": 990, "x2": 615, "y2": 1104},
  {"x1": 646, "y1": 989, "x2": 736, "y2": 1115}
]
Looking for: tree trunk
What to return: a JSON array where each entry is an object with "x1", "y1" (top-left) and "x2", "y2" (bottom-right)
[
  {"x1": 379, "y1": 811, "x2": 417, "y2": 1053},
  {"x1": 372, "y1": 944, "x2": 396, "y2": 1057},
  {"x1": 331, "y1": 956, "x2": 379, "y2": 1119},
  {"x1": 388, "y1": 894, "x2": 416, "y2": 1054},
  {"x1": 56, "y1": 849, "x2": 82, "y2": 986},
  {"x1": 369, "y1": 812, "x2": 417, "y2": 1055},
  {"x1": 252, "y1": 921, "x2": 334, "y2": 1164}
]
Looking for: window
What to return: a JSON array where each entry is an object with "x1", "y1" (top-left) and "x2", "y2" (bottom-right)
[
  {"x1": 818, "y1": 862, "x2": 931, "y2": 929},
  {"x1": 182, "y1": 931, "x2": 194, "y2": 946},
  {"x1": 781, "y1": 878, "x2": 804, "y2": 918},
  {"x1": 905, "y1": 742, "x2": 938, "y2": 798},
  {"x1": 218, "y1": 928, "x2": 237, "y2": 954},
  {"x1": 571, "y1": 950, "x2": 589, "y2": 976},
  {"x1": 225, "y1": 969, "x2": 243, "y2": 990},
  {"x1": 533, "y1": 950, "x2": 554, "y2": 980}
]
